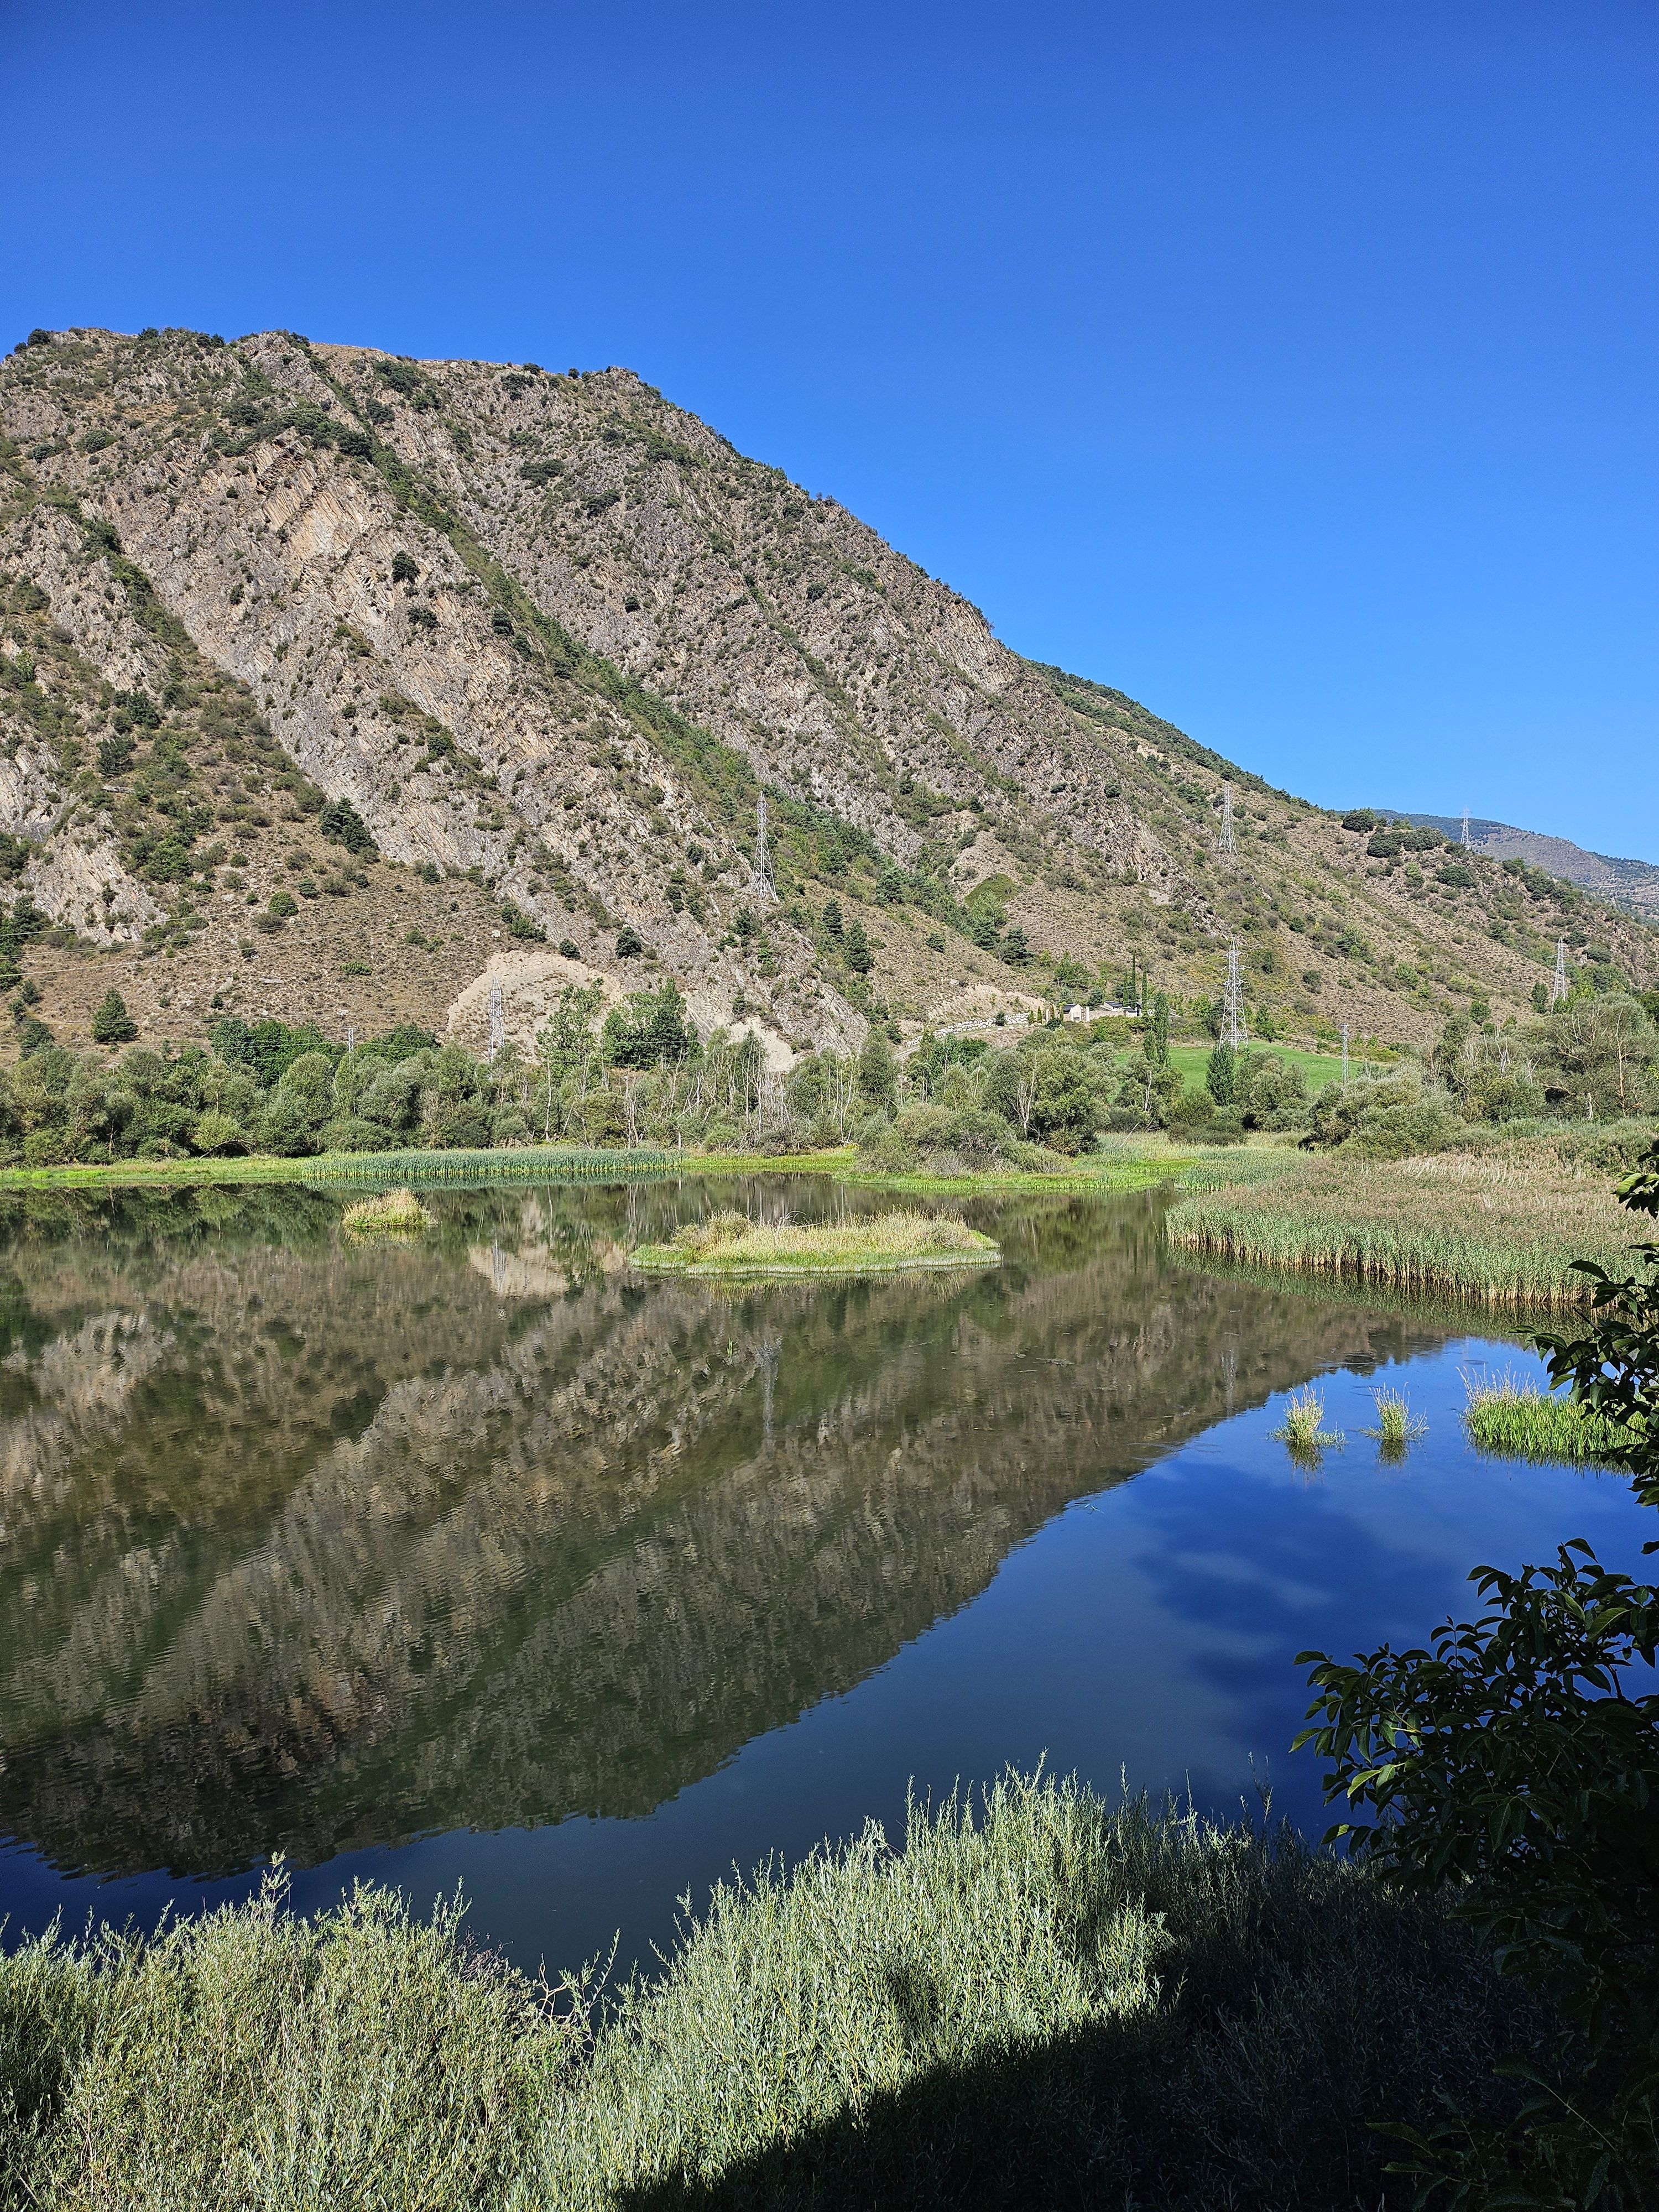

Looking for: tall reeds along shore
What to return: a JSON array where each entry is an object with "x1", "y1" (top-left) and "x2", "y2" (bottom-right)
[
  {"x1": 1166, "y1": 1149, "x2": 1637, "y2": 1307},
  {"x1": 0, "y1": 1777, "x2": 1551, "y2": 2212}
]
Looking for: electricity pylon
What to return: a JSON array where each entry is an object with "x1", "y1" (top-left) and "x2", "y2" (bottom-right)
[
  {"x1": 1223, "y1": 938, "x2": 1246, "y2": 1050},
  {"x1": 1552, "y1": 940, "x2": 1569, "y2": 1004},
  {"x1": 752, "y1": 792, "x2": 776, "y2": 901},
  {"x1": 1218, "y1": 782, "x2": 1236, "y2": 855},
  {"x1": 1461, "y1": 807, "x2": 1472, "y2": 849}
]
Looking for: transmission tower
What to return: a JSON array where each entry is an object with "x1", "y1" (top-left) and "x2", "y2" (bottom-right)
[
  {"x1": 752, "y1": 792, "x2": 776, "y2": 902},
  {"x1": 487, "y1": 978, "x2": 505, "y2": 1063},
  {"x1": 1218, "y1": 782, "x2": 1236, "y2": 856},
  {"x1": 1552, "y1": 939, "x2": 1569, "y2": 1004},
  {"x1": 1461, "y1": 807, "x2": 1472, "y2": 850},
  {"x1": 1222, "y1": 937, "x2": 1246, "y2": 1050}
]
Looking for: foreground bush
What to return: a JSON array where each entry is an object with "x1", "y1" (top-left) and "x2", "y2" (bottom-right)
[
  {"x1": 1, "y1": 1780, "x2": 1550, "y2": 2211},
  {"x1": 1300, "y1": 1144, "x2": 1659, "y2": 2205}
]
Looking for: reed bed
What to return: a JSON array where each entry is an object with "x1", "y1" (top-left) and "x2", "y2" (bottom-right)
[
  {"x1": 0, "y1": 1145, "x2": 683, "y2": 1193},
  {"x1": 634, "y1": 1207, "x2": 1000, "y2": 1277},
  {"x1": 1166, "y1": 1150, "x2": 1637, "y2": 1307},
  {"x1": 1460, "y1": 1367, "x2": 1635, "y2": 1464},
  {"x1": 0, "y1": 1776, "x2": 1550, "y2": 2212}
]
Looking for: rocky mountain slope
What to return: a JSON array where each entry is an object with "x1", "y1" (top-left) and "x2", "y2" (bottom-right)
[
  {"x1": 2, "y1": 324, "x2": 1653, "y2": 1058},
  {"x1": 1378, "y1": 812, "x2": 1659, "y2": 926}
]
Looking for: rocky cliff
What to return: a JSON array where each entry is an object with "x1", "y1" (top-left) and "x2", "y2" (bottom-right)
[{"x1": 1, "y1": 325, "x2": 1652, "y2": 1055}]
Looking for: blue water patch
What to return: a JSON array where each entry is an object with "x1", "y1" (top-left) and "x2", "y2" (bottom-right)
[{"x1": 6, "y1": 1326, "x2": 1644, "y2": 1982}]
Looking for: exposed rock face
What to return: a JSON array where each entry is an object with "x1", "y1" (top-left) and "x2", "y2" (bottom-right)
[{"x1": 1, "y1": 325, "x2": 1652, "y2": 1051}]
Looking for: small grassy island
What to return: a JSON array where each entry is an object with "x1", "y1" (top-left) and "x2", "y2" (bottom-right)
[
  {"x1": 633, "y1": 1207, "x2": 1000, "y2": 1277},
  {"x1": 340, "y1": 1188, "x2": 434, "y2": 1238}
]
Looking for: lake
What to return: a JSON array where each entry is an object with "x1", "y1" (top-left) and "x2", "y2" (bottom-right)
[{"x1": 0, "y1": 1175, "x2": 1647, "y2": 1979}]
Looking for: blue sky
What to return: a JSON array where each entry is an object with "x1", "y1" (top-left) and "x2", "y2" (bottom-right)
[{"x1": 4, "y1": 1, "x2": 1654, "y2": 857}]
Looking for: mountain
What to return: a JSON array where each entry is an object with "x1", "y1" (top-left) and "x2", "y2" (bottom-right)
[
  {"x1": 1371, "y1": 813, "x2": 1659, "y2": 926},
  {"x1": 2, "y1": 324, "x2": 1654, "y2": 1059}
]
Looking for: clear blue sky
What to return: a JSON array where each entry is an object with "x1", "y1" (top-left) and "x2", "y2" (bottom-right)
[{"x1": 5, "y1": 1, "x2": 1654, "y2": 857}]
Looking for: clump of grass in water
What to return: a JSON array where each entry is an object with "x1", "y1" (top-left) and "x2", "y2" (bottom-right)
[
  {"x1": 341, "y1": 1188, "x2": 434, "y2": 1238},
  {"x1": 1460, "y1": 1365, "x2": 1632, "y2": 1463},
  {"x1": 634, "y1": 1207, "x2": 999, "y2": 1276},
  {"x1": 0, "y1": 1775, "x2": 1552, "y2": 2211},
  {"x1": 1362, "y1": 1385, "x2": 1427, "y2": 1458},
  {"x1": 1271, "y1": 1385, "x2": 1343, "y2": 1463}
]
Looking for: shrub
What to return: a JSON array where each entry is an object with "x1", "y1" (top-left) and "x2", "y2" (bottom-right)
[
  {"x1": 1305, "y1": 1073, "x2": 1464, "y2": 1159},
  {"x1": 501, "y1": 900, "x2": 545, "y2": 942},
  {"x1": 267, "y1": 890, "x2": 299, "y2": 920},
  {"x1": 615, "y1": 924, "x2": 643, "y2": 959},
  {"x1": 320, "y1": 796, "x2": 377, "y2": 857},
  {"x1": 90, "y1": 988, "x2": 138, "y2": 1044},
  {"x1": 190, "y1": 1108, "x2": 246, "y2": 1156}
]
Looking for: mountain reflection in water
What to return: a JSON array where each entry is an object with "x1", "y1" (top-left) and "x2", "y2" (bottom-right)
[{"x1": 0, "y1": 1177, "x2": 1462, "y2": 1885}]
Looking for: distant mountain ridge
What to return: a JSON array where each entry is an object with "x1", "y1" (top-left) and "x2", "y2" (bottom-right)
[{"x1": 1370, "y1": 813, "x2": 1659, "y2": 924}]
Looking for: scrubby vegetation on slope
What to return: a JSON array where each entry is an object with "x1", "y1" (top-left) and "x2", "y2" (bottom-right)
[{"x1": 3, "y1": 327, "x2": 1655, "y2": 1061}]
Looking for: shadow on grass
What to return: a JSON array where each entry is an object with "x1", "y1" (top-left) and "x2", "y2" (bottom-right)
[{"x1": 613, "y1": 1977, "x2": 1540, "y2": 2212}]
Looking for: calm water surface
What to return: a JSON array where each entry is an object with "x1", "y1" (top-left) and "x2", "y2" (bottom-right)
[{"x1": 0, "y1": 1176, "x2": 1647, "y2": 1975}]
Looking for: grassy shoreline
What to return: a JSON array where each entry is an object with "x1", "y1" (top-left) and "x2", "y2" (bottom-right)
[
  {"x1": 0, "y1": 1136, "x2": 1280, "y2": 1198},
  {"x1": 1167, "y1": 1149, "x2": 1639, "y2": 1307},
  {"x1": 0, "y1": 1775, "x2": 1548, "y2": 2212}
]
